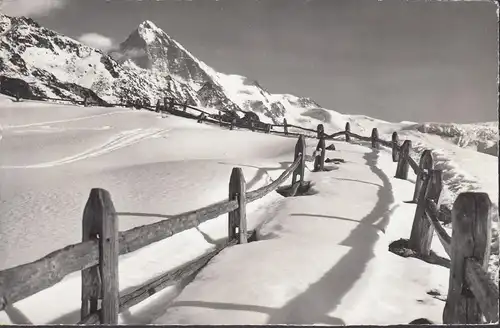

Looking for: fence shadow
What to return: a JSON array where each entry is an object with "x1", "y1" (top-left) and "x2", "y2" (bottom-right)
[
  {"x1": 218, "y1": 161, "x2": 293, "y2": 191},
  {"x1": 3, "y1": 305, "x2": 33, "y2": 325},
  {"x1": 195, "y1": 227, "x2": 227, "y2": 247},
  {"x1": 119, "y1": 277, "x2": 192, "y2": 324},
  {"x1": 163, "y1": 300, "x2": 345, "y2": 325},
  {"x1": 264, "y1": 148, "x2": 395, "y2": 324},
  {"x1": 289, "y1": 213, "x2": 392, "y2": 233}
]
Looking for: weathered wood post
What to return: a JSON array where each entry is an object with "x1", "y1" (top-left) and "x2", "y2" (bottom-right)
[
  {"x1": 412, "y1": 150, "x2": 433, "y2": 203},
  {"x1": 266, "y1": 124, "x2": 271, "y2": 133},
  {"x1": 392, "y1": 132, "x2": 400, "y2": 162},
  {"x1": 250, "y1": 121, "x2": 255, "y2": 132},
  {"x1": 292, "y1": 135, "x2": 306, "y2": 185},
  {"x1": 155, "y1": 99, "x2": 161, "y2": 113},
  {"x1": 228, "y1": 168, "x2": 247, "y2": 244},
  {"x1": 182, "y1": 100, "x2": 188, "y2": 112},
  {"x1": 317, "y1": 124, "x2": 324, "y2": 139},
  {"x1": 83, "y1": 96, "x2": 88, "y2": 107},
  {"x1": 345, "y1": 122, "x2": 351, "y2": 142},
  {"x1": 81, "y1": 188, "x2": 119, "y2": 324},
  {"x1": 443, "y1": 192, "x2": 492, "y2": 324},
  {"x1": 395, "y1": 140, "x2": 412, "y2": 180},
  {"x1": 371, "y1": 128, "x2": 379, "y2": 149},
  {"x1": 230, "y1": 119, "x2": 235, "y2": 130},
  {"x1": 313, "y1": 137, "x2": 326, "y2": 172},
  {"x1": 218, "y1": 111, "x2": 223, "y2": 127},
  {"x1": 164, "y1": 97, "x2": 169, "y2": 111},
  {"x1": 168, "y1": 98, "x2": 175, "y2": 112},
  {"x1": 283, "y1": 118, "x2": 288, "y2": 135},
  {"x1": 409, "y1": 169, "x2": 442, "y2": 256}
]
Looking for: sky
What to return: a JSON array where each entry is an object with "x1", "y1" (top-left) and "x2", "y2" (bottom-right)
[{"x1": 0, "y1": 0, "x2": 498, "y2": 123}]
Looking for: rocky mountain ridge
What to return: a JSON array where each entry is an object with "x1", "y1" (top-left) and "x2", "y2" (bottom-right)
[{"x1": 0, "y1": 15, "x2": 320, "y2": 123}]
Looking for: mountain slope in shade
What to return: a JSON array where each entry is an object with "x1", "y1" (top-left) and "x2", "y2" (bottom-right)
[
  {"x1": 0, "y1": 15, "x2": 322, "y2": 123},
  {"x1": 0, "y1": 14, "x2": 203, "y2": 106},
  {"x1": 111, "y1": 20, "x2": 322, "y2": 123}
]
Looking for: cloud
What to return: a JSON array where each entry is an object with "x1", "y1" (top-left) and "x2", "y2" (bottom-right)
[
  {"x1": 0, "y1": 0, "x2": 67, "y2": 17},
  {"x1": 110, "y1": 48, "x2": 147, "y2": 62},
  {"x1": 78, "y1": 33, "x2": 115, "y2": 51}
]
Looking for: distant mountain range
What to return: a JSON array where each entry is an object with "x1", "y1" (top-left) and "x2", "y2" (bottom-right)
[{"x1": 0, "y1": 15, "x2": 320, "y2": 124}]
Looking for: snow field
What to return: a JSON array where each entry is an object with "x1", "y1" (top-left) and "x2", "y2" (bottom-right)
[
  {"x1": 0, "y1": 96, "x2": 497, "y2": 324},
  {"x1": 152, "y1": 141, "x2": 450, "y2": 325}
]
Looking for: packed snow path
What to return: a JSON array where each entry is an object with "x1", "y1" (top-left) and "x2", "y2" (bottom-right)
[
  {"x1": 150, "y1": 140, "x2": 450, "y2": 325},
  {"x1": 0, "y1": 97, "x2": 474, "y2": 325}
]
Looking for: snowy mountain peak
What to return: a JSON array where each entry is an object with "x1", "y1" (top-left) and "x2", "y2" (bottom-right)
[
  {"x1": 139, "y1": 20, "x2": 160, "y2": 30},
  {"x1": 0, "y1": 15, "x2": 328, "y2": 124},
  {"x1": 115, "y1": 20, "x2": 214, "y2": 85},
  {"x1": 136, "y1": 20, "x2": 169, "y2": 44}
]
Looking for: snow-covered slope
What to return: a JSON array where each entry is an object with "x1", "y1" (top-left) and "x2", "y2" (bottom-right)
[
  {"x1": 0, "y1": 96, "x2": 497, "y2": 325},
  {"x1": 401, "y1": 121, "x2": 498, "y2": 156}
]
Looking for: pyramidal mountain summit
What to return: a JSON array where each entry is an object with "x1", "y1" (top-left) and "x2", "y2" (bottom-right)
[{"x1": 0, "y1": 15, "x2": 321, "y2": 123}]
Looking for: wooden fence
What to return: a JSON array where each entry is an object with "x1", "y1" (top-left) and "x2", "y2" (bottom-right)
[
  {"x1": 1, "y1": 94, "x2": 498, "y2": 324},
  {"x1": 343, "y1": 126, "x2": 498, "y2": 324},
  {"x1": 0, "y1": 134, "x2": 316, "y2": 324}
]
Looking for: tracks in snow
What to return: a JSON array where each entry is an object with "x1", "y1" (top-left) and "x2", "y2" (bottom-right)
[
  {"x1": 2, "y1": 110, "x2": 138, "y2": 130},
  {"x1": 1, "y1": 128, "x2": 169, "y2": 169}
]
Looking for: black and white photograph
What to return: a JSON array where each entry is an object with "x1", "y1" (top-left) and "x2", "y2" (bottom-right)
[{"x1": 0, "y1": 0, "x2": 498, "y2": 325}]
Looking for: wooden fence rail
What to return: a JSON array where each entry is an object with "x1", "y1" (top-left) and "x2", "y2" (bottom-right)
[
  {"x1": 344, "y1": 128, "x2": 498, "y2": 324},
  {"x1": 2, "y1": 93, "x2": 498, "y2": 325},
  {"x1": 0, "y1": 135, "x2": 309, "y2": 324}
]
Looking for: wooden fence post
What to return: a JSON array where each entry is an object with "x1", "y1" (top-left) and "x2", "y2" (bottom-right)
[
  {"x1": 317, "y1": 124, "x2": 324, "y2": 139},
  {"x1": 163, "y1": 97, "x2": 170, "y2": 110},
  {"x1": 443, "y1": 192, "x2": 492, "y2": 324},
  {"x1": 250, "y1": 121, "x2": 255, "y2": 132},
  {"x1": 313, "y1": 137, "x2": 326, "y2": 172},
  {"x1": 345, "y1": 122, "x2": 351, "y2": 142},
  {"x1": 412, "y1": 150, "x2": 433, "y2": 203},
  {"x1": 230, "y1": 119, "x2": 235, "y2": 130},
  {"x1": 371, "y1": 128, "x2": 379, "y2": 149},
  {"x1": 266, "y1": 124, "x2": 271, "y2": 133},
  {"x1": 168, "y1": 98, "x2": 175, "y2": 112},
  {"x1": 283, "y1": 118, "x2": 288, "y2": 135},
  {"x1": 81, "y1": 194, "x2": 100, "y2": 321},
  {"x1": 395, "y1": 140, "x2": 412, "y2": 180},
  {"x1": 228, "y1": 168, "x2": 247, "y2": 244},
  {"x1": 155, "y1": 99, "x2": 161, "y2": 113},
  {"x1": 83, "y1": 96, "x2": 88, "y2": 107},
  {"x1": 218, "y1": 111, "x2": 222, "y2": 127},
  {"x1": 182, "y1": 100, "x2": 188, "y2": 112},
  {"x1": 292, "y1": 135, "x2": 306, "y2": 185},
  {"x1": 392, "y1": 132, "x2": 399, "y2": 162},
  {"x1": 408, "y1": 169, "x2": 442, "y2": 256},
  {"x1": 81, "y1": 188, "x2": 119, "y2": 324}
]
